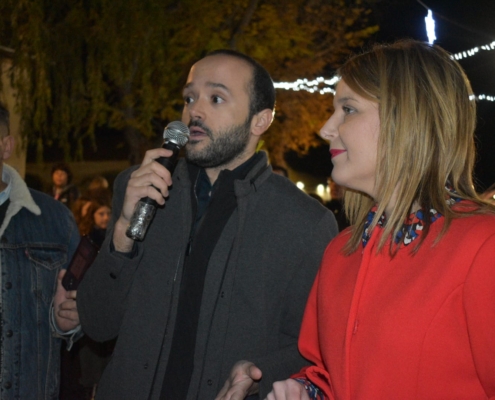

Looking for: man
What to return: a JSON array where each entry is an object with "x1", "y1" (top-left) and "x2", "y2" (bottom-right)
[
  {"x1": 77, "y1": 50, "x2": 338, "y2": 400},
  {"x1": 0, "y1": 103, "x2": 81, "y2": 399}
]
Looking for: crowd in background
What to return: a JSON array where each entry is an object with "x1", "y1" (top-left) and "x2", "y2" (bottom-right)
[{"x1": 48, "y1": 163, "x2": 114, "y2": 400}]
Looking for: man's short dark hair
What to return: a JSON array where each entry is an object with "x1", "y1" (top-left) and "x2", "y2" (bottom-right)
[
  {"x1": 205, "y1": 49, "x2": 276, "y2": 119},
  {"x1": 0, "y1": 102, "x2": 10, "y2": 136}
]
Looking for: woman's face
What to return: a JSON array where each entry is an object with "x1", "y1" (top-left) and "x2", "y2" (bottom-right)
[
  {"x1": 93, "y1": 206, "x2": 111, "y2": 230},
  {"x1": 320, "y1": 79, "x2": 380, "y2": 199}
]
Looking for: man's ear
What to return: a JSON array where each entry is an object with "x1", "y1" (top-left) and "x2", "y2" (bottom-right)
[
  {"x1": 1, "y1": 135, "x2": 15, "y2": 162},
  {"x1": 250, "y1": 109, "x2": 274, "y2": 137}
]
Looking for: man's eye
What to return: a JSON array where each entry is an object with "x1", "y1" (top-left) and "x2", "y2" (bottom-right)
[
  {"x1": 212, "y1": 96, "x2": 224, "y2": 104},
  {"x1": 184, "y1": 96, "x2": 193, "y2": 104},
  {"x1": 343, "y1": 106, "x2": 354, "y2": 114}
]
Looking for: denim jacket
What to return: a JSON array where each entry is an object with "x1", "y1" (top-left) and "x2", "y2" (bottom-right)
[{"x1": 0, "y1": 164, "x2": 80, "y2": 400}]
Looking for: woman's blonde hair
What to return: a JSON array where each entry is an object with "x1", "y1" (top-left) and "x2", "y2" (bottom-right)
[{"x1": 339, "y1": 40, "x2": 493, "y2": 254}]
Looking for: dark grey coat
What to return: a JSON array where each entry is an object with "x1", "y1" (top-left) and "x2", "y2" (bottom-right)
[{"x1": 78, "y1": 152, "x2": 338, "y2": 399}]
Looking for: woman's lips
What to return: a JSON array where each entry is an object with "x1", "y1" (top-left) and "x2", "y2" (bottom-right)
[{"x1": 330, "y1": 149, "x2": 346, "y2": 158}]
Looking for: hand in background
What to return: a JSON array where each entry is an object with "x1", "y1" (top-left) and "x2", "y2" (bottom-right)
[{"x1": 53, "y1": 269, "x2": 80, "y2": 332}]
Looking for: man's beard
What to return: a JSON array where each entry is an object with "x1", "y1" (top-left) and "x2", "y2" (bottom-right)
[{"x1": 185, "y1": 117, "x2": 252, "y2": 169}]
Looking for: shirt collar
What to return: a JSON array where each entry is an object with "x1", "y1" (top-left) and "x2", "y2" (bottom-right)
[
  {"x1": 0, "y1": 167, "x2": 13, "y2": 206},
  {"x1": 362, "y1": 189, "x2": 462, "y2": 248}
]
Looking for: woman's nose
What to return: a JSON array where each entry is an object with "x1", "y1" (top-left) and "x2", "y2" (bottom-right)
[{"x1": 319, "y1": 113, "x2": 338, "y2": 142}]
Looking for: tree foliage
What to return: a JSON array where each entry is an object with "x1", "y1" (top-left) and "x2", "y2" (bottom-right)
[{"x1": 0, "y1": 0, "x2": 379, "y2": 165}]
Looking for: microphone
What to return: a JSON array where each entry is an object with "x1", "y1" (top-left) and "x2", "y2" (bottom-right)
[{"x1": 125, "y1": 121, "x2": 190, "y2": 241}]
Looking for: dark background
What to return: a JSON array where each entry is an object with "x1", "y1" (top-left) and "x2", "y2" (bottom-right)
[
  {"x1": 34, "y1": 0, "x2": 495, "y2": 191},
  {"x1": 288, "y1": 0, "x2": 495, "y2": 192},
  {"x1": 380, "y1": 0, "x2": 495, "y2": 191}
]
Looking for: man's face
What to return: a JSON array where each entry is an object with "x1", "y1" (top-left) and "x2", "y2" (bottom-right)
[
  {"x1": 52, "y1": 170, "x2": 69, "y2": 188},
  {"x1": 181, "y1": 55, "x2": 254, "y2": 169}
]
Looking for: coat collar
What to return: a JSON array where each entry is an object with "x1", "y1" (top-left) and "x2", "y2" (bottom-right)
[
  {"x1": 175, "y1": 151, "x2": 271, "y2": 198},
  {"x1": 0, "y1": 164, "x2": 41, "y2": 237}
]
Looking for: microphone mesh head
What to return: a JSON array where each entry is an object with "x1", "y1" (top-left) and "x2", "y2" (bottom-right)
[{"x1": 163, "y1": 121, "x2": 190, "y2": 147}]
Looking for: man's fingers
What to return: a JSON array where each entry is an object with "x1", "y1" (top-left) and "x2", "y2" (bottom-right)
[
  {"x1": 59, "y1": 299, "x2": 77, "y2": 311},
  {"x1": 218, "y1": 385, "x2": 250, "y2": 400},
  {"x1": 58, "y1": 269, "x2": 66, "y2": 281},
  {"x1": 248, "y1": 364, "x2": 263, "y2": 381},
  {"x1": 57, "y1": 300, "x2": 80, "y2": 323},
  {"x1": 215, "y1": 383, "x2": 229, "y2": 400},
  {"x1": 127, "y1": 162, "x2": 175, "y2": 206},
  {"x1": 140, "y1": 148, "x2": 174, "y2": 167}
]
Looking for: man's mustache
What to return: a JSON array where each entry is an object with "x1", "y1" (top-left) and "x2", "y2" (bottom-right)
[{"x1": 188, "y1": 120, "x2": 213, "y2": 140}]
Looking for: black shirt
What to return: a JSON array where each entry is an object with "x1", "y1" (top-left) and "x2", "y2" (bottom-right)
[{"x1": 160, "y1": 154, "x2": 262, "y2": 399}]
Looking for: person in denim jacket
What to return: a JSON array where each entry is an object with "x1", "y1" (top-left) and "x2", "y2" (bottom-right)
[{"x1": 0, "y1": 103, "x2": 81, "y2": 400}]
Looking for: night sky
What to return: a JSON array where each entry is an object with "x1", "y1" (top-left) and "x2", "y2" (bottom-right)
[
  {"x1": 378, "y1": 0, "x2": 495, "y2": 191},
  {"x1": 289, "y1": 0, "x2": 495, "y2": 191}
]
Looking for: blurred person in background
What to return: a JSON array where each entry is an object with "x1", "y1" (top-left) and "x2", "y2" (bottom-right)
[
  {"x1": 325, "y1": 176, "x2": 349, "y2": 232},
  {"x1": 50, "y1": 162, "x2": 80, "y2": 209},
  {"x1": 72, "y1": 176, "x2": 112, "y2": 231},
  {"x1": 481, "y1": 182, "x2": 495, "y2": 204},
  {"x1": 78, "y1": 197, "x2": 111, "y2": 248},
  {"x1": 61, "y1": 195, "x2": 114, "y2": 400},
  {"x1": 271, "y1": 164, "x2": 289, "y2": 178},
  {"x1": 87, "y1": 175, "x2": 109, "y2": 192},
  {"x1": 0, "y1": 102, "x2": 80, "y2": 399}
]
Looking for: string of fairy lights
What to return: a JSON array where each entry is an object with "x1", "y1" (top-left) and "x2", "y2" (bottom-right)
[{"x1": 274, "y1": 5, "x2": 495, "y2": 102}]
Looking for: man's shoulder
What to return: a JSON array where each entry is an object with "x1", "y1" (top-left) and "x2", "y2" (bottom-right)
[
  {"x1": 255, "y1": 174, "x2": 338, "y2": 236},
  {"x1": 263, "y1": 174, "x2": 330, "y2": 212},
  {"x1": 29, "y1": 188, "x2": 73, "y2": 217},
  {"x1": 29, "y1": 188, "x2": 60, "y2": 205}
]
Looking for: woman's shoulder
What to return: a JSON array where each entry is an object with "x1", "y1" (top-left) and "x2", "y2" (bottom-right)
[
  {"x1": 322, "y1": 228, "x2": 354, "y2": 256},
  {"x1": 448, "y1": 211, "x2": 495, "y2": 241}
]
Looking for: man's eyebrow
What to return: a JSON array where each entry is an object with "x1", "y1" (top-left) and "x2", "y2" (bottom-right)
[
  {"x1": 207, "y1": 82, "x2": 231, "y2": 93},
  {"x1": 183, "y1": 81, "x2": 232, "y2": 95}
]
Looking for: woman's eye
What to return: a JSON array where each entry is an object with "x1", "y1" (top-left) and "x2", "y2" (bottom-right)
[
  {"x1": 343, "y1": 105, "x2": 354, "y2": 114},
  {"x1": 184, "y1": 96, "x2": 193, "y2": 104}
]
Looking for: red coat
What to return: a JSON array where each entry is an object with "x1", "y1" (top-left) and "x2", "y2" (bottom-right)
[{"x1": 294, "y1": 213, "x2": 495, "y2": 400}]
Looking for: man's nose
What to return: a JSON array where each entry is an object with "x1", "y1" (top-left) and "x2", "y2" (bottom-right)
[{"x1": 187, "y1": 99, "x2": 206, "y2": 121}]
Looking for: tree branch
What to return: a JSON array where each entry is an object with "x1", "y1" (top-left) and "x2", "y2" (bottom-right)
[{"x1": 228, "y1": 0, "x2": 260, "y2": 49}]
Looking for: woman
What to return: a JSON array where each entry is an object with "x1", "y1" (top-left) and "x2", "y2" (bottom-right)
[
  {"x1": 267, "y1": 40, "x2": 495, "y2": 400},
  {"x1": 77, "y1": 197, "x2": 111, "y2": 248},
  {"x1": 61, "y1": 196, "x2": 113, "y2": 400}
]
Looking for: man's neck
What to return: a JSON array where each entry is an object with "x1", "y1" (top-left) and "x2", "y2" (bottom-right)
[{"x1": 205, "y1": 151, "x2": 256, "y2": 185}]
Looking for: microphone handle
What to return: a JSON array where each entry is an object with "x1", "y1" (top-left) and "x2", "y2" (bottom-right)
[{"x1": 125, "y1": 141, "x2": 181, "y2": 241}]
